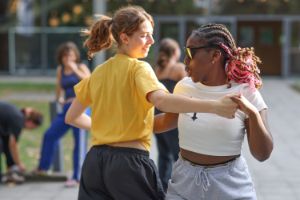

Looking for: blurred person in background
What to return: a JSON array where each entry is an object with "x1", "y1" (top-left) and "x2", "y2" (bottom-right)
[
  {"x1": 35, "y1": 41, "x2": 90, "y2": 187},
  {"x1": 154, "y1": 38, "x2": 186, "y2": 191},
  {"x1": 0, "y1": 101, "x2": 43, "y2": 184}
]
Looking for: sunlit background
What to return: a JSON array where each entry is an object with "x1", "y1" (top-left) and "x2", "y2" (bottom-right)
[
  {"x1": 1, "y1": 1, "x2": 300, "y2": 199},
  {"x1": 1, "y1": 0, "x2": 300, "y2": 76}
]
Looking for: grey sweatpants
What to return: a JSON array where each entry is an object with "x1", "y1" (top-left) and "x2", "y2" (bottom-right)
[{"x1": 166, "y1": 155, "x2": 257, "y2": 200}]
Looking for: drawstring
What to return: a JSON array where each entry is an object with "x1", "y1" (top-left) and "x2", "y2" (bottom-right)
[{"x1": 194, "y1": 169, "x2": 210, "y2": 198}]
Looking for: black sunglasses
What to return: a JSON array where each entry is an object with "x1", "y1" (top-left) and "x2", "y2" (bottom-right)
[{"x1": 185, "y1": 45, "x2": 216, "y2": 59}]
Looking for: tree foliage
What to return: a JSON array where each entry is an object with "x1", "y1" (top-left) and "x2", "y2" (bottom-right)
[
  {"x1": 218, "y1": 0, "x2": 300, "y2": 15},
  {"x1": 107, "y1": 0, "x2": 205, "y2": 15}
]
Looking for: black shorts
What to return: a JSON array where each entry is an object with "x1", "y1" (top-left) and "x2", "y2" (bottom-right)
[{"x1": 78, "y1": 145, "x2": 165, "y2": 200}]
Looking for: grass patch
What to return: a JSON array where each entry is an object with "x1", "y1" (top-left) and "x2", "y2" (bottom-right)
[
  {"x1": 0, "y1": 82, "x2": 55, "y2": 96},
  {"x1": 292, "y1": 82, "x2": 300, "y2": 93}
]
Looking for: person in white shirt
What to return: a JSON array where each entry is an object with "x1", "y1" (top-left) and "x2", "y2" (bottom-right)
[{"x1": 154, "y1": 23, "x2": 273, "y2": 200}]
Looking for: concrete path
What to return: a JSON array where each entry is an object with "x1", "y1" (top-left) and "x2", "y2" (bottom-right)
[
  {"x1": 1, "y1": 78, "x2": 299, "y2": 200},
  {"x1": 0, "y1": 182, "x2": 78, "y2": 200},
  {"x1": 242, "y1": 78, "x2": 300, "y2": 200}
]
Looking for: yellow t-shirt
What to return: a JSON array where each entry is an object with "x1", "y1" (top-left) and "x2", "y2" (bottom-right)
[{"x1": 74, "y1": 53, "x2": 167, "y2": 151}]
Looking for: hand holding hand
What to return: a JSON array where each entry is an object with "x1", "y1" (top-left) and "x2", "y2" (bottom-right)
[
  {"x1": 214, "y1": 94, "x2": 239, "y2": 119},
  {"x1": 230, "y1": 94, "x2": 258, "y2": 116}
]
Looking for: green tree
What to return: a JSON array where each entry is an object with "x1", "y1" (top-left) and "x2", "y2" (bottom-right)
[
  {"x1": 218, "y1": 0, "x2": 300, "y2": 15},
  {"x1": 107, "y1": 0, "x2": 205, "y2": 15}
]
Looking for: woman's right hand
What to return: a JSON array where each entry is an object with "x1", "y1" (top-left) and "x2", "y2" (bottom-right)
[
  {"x1": 57, "y1": 97, "x2": 65, "y2": 105},
  {"x1": 214, "y1": 94, "x2": 239, "y2": 119}
]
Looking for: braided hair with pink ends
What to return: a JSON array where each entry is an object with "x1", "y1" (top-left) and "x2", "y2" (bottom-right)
[{"x1": 192, "y1": 23, "x2": 262, "y2": 91}]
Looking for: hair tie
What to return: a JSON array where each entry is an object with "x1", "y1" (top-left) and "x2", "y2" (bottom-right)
[{"x1": 109, "y1": 19, "x2": 114, "y2": 26}]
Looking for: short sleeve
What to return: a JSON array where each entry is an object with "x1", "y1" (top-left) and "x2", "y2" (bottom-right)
[
  {"x1": 243, "y1": 85, "x2": 268, "y2": 112},
  {"x1": 74, "y1": 77, "x2": 92, "y2": 107},
  {"x1": 174, "y1": 81, "x2": 183, "y2": 95},
  {"x1": 6, "y1": 115, "x2": 23, "y2": 141},
  {"x1": 173, "y1": 77, "x2": 190, "y2": 96},
  {"x1": 10, "y1": 127, "x2": 21, "y2": 141},
  {"x1": 7, "y1": 124, "x2": 22, "y2": 141},
  {"x1": 135, "y1": 62, "x2": 167, "y2": 106}
]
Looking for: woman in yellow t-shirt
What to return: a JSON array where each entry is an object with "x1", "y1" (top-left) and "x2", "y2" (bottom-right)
[{"x1": 65, "y1": 6, "x2": 238, "y2": 200}]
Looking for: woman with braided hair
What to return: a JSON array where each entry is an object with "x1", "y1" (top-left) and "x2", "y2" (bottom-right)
[{"x1": 154, "y1": 23, "x2": 273, "y2": 200}]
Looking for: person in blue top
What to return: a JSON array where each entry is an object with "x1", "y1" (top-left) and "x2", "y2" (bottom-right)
[{"x1": 35, "y1": 41, "x2": 91, "y2": 187}]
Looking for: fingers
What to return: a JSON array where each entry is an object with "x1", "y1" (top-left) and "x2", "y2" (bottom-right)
[
  {"x1": 221, "y1": 104, "x2": 238, "y2": 119},
  {"x1": 230, "y1": 96, "x2": 241, "y2": 104},
  {"x1": 226, "y1": 93, "x2": 241, "y2": 98}
]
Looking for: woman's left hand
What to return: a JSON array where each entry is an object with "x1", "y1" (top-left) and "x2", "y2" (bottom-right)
[
  {"x1": 67, "y1": 61, "x2": 78, "y2": 72},
  {"x1": 231, "y1": 95, "x2": 258, "y2": 116}
]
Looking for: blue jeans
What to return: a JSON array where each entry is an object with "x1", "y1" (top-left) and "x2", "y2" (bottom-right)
[{"x1": 38, "y1": 102, "x2": 89, "y2": 180}]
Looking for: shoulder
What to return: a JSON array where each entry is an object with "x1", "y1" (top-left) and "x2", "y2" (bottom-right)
[
  {"x1": 177, "y1": 77, "x2": 194, "y2": 86},
  {"x1": 56, "y1": 65, "x2": 63, "y2": 78},
  {"x1": 135, "y1": 60, "x2": 152, "y2": 69},
  {"x1": 172, "y1": 62, "x2": 186, "y2": 73},
  {"x1": 0, "y1": 102, "x2": 22, "y2": 120},
  {"x1": 91, "y1": 57, "x2": 114, "y2": 74},
  {"x1": 174, "y1": 77, "x2": 195, "y2": 94},
  {"x1": 233, "y1": 82, "x2": 267, "y2": 108},
  {"x1": 235, "y1": 82, "x2": 261, "y2": 96},
  {"x1": 56, "y1": 65, "x2": 62, "y2": 73},
  {"x1": 133, "y1": 60, "x2": 155, "y2": 75},
  {"x1": 170, "y1": 62, "x2": 186, "y2": 81},
  {"x1": 0, "y1": 102, "x2": 14, "y2": 116}
]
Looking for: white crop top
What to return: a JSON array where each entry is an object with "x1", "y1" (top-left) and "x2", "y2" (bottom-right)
[{"x1": 174, "y1": 77, "x2": 267, "y2": 156}]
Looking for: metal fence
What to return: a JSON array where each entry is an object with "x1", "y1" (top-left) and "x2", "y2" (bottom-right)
[
  {"x1": 6, "y1": 27, "x2": 91, "y2": 75},
  {"x1": 3, "y1": 15, "x2": 300, "y2": 76}
]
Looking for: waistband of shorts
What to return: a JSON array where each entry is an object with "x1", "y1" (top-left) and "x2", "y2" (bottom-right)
[
  {"x1": 179, "y1": 154, "x2": 241, "y2": 169},
  {"x1": 92, "y1": 144, "x2": 149, "y2": 156}
]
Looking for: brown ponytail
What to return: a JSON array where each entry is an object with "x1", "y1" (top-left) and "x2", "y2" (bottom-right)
[{"x1": 83, "y1": 16, "x2": 114, "y2": 60}]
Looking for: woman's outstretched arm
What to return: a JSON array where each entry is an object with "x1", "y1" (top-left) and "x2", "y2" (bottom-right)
[{"x1": 148, "y1": 90, "x2": 238, "y2": 119}]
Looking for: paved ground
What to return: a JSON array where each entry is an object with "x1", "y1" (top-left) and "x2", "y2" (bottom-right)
[
  {"x1": 1, "y1": 78, "x2": 300, "y2": 200},
  {"x1": 242, "y1": 78, "x2": 300, "y2": 200}
]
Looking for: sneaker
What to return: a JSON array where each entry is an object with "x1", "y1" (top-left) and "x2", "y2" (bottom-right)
[
  {"x1": 30, "y1": 169, "x2": 49, "y2": 176},
  {"x1": 2, "y1": 172, "x2": 25, "y2": 184},
  {"x1": 64, "y1": 179, "x2": 79, "y2": 188}
]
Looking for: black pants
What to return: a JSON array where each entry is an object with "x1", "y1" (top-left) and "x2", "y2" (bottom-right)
[
  {"x1": 155, "y1": 129, "x2": 179, "y2": 191},
  {"x1": 1, "y1": 135, "x2": 16, "y2": 181},
  {"x1": 0, "y1": 135, "x2": 15, "y2": 169},
  {"x1": 0, "y1": 136, "x2": 2, "y2": 179},
  {"x1": 78, "y1": 145, "x2": 165, "y2": 200}
]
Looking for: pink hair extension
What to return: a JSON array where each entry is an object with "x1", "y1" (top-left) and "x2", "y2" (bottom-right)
[{"x1": 218, "y1": 43, "x2": 262, "y2": 91}]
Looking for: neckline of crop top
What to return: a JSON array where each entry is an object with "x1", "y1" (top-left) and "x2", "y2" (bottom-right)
[{"x1": 194, "y1": 81, "x2": 230, "y2": 92}]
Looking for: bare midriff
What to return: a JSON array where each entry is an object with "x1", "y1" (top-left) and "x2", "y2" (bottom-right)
[
  {"x1": 180, "y1": 148, "x2": 240, "y2": 166},
  {"x1": 108, "y1": 140, "x2": 146, "y2": 151}
]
